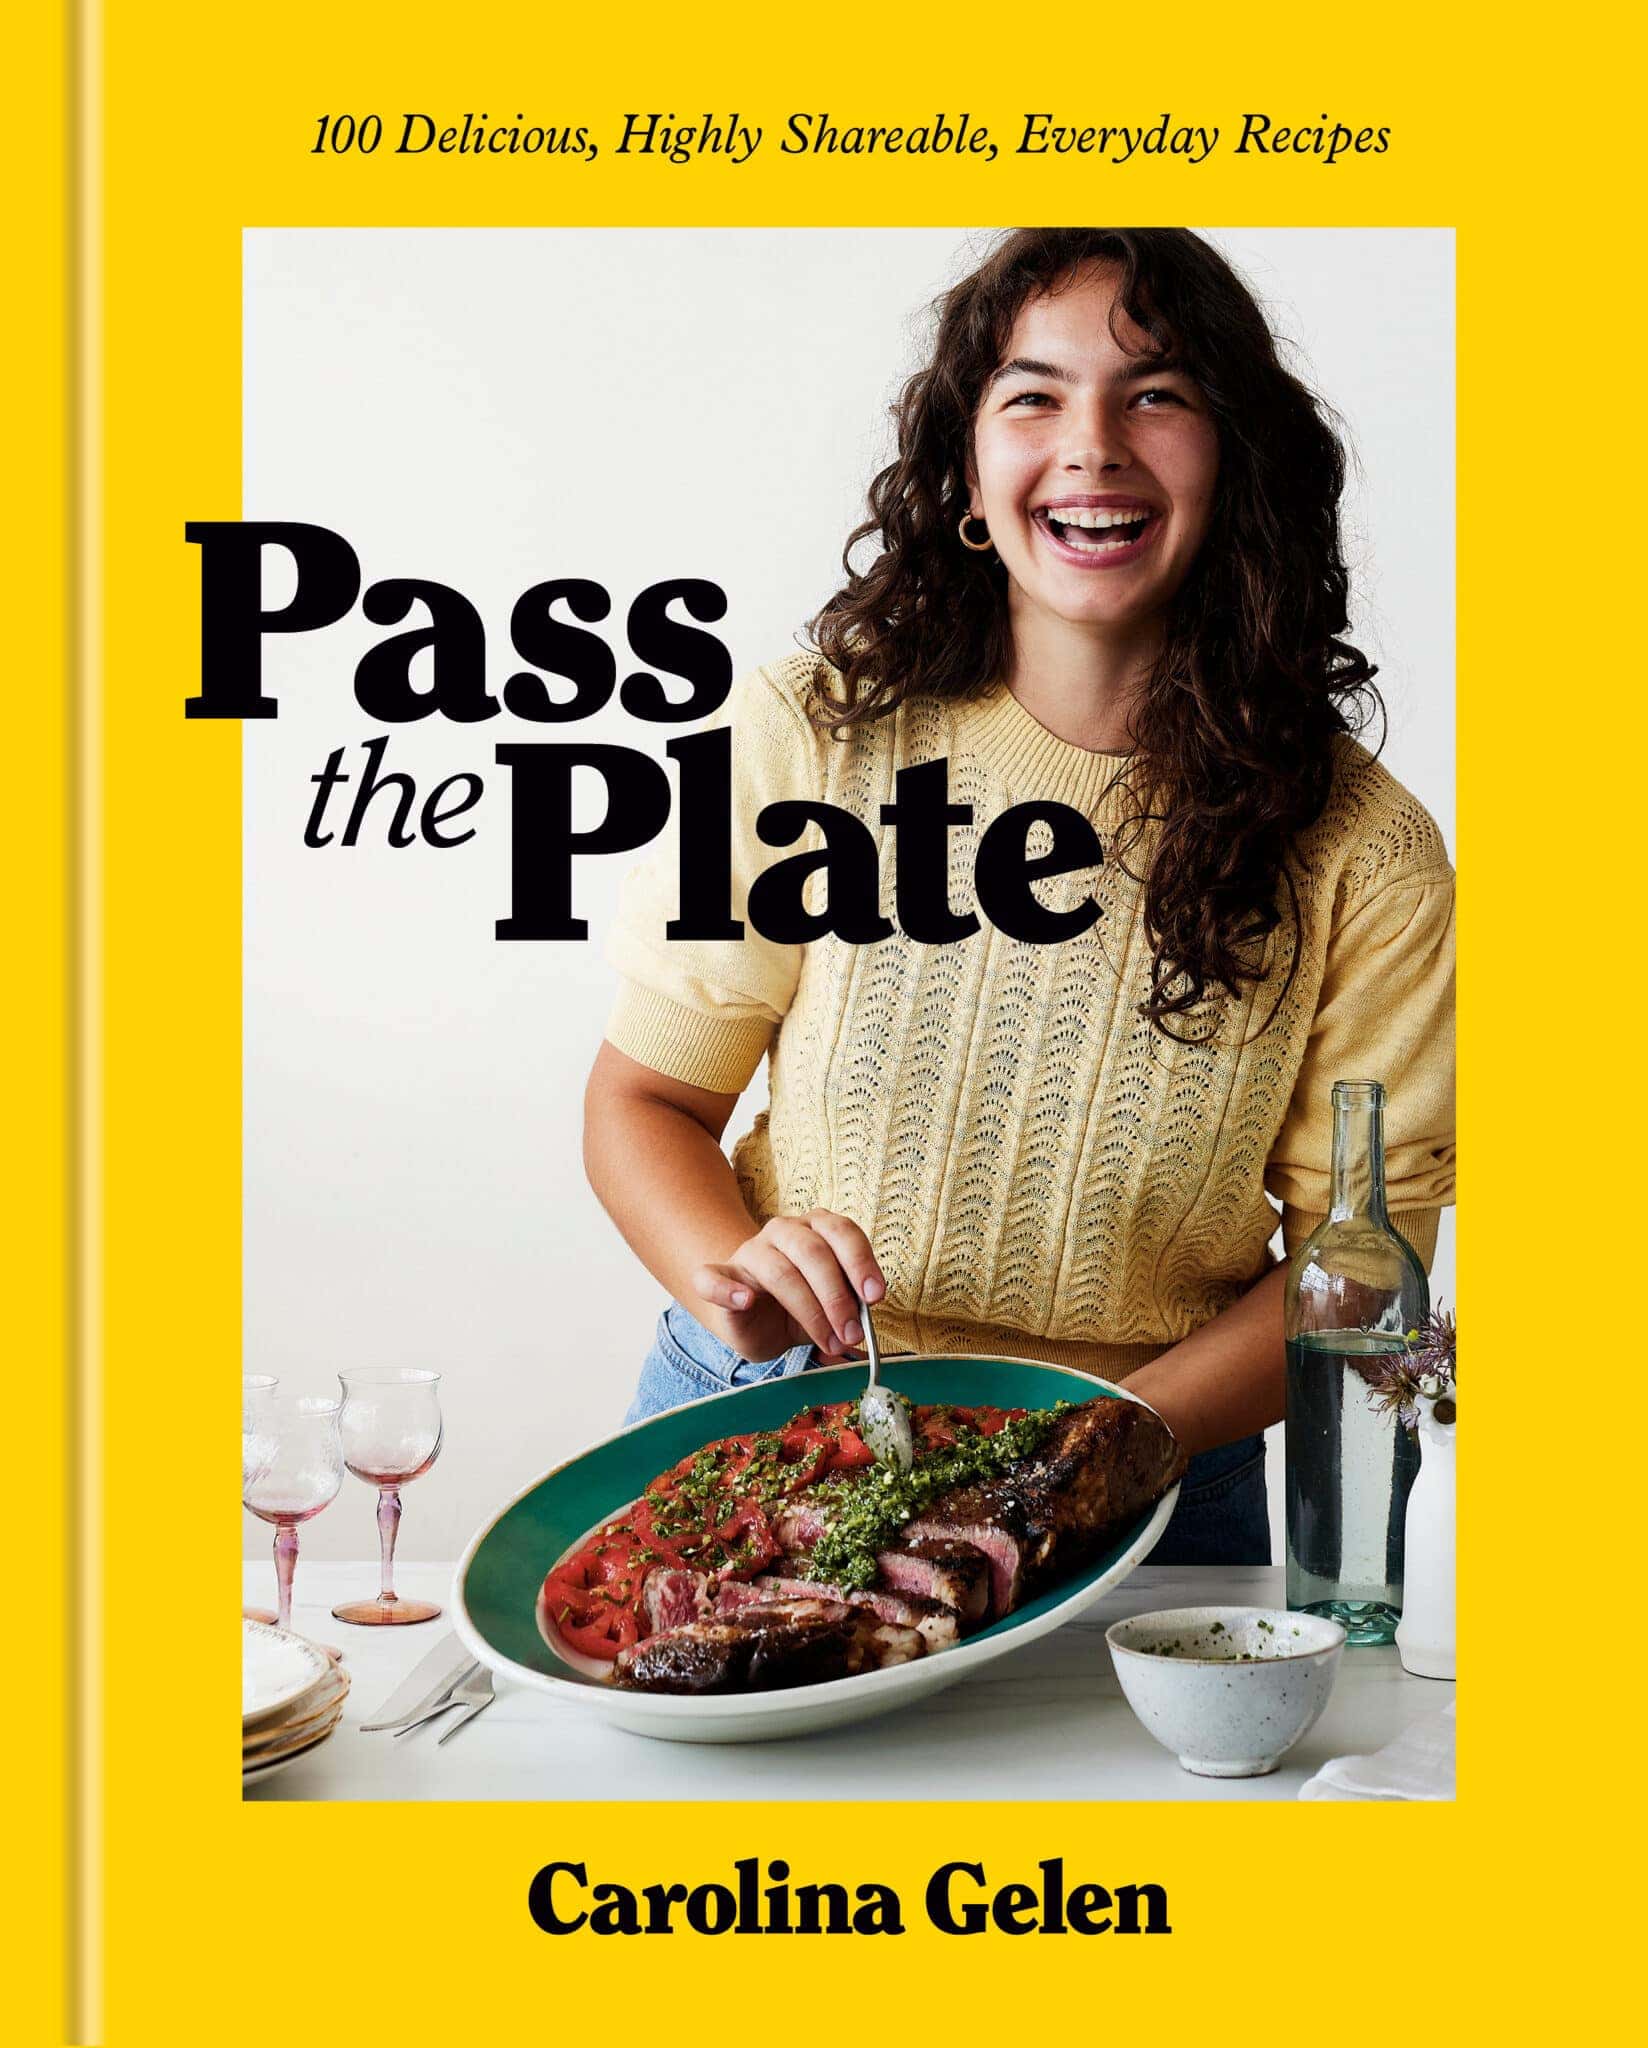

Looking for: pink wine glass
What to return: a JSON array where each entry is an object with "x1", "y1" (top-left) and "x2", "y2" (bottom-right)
[
  {"x1": 242, "y1": 1394, "x2": 344, "y2": 1632},
  {"x1": 241, "y1": 1375, "x2": 281, "y2": 1623},
  {"x1": 331, "y1": 1369, "x2": 444, "y2": 1626}
]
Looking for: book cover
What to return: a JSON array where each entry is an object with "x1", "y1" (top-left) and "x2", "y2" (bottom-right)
[{"x1": 19, "y1": 4, "x2": 1621, "y2": 2041}]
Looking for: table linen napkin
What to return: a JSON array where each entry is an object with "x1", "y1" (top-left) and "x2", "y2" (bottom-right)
[
  {"x1": 361, "y1": 1631, "x2": 470, "y2": 1727},
  {"x1": 1299, "y1": 1698, "x2": 1455, "y2": 1800}
]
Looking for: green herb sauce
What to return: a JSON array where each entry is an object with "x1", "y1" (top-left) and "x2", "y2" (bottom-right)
[{"x1": 799, "y1": 1403, "x2": 1072, "y2": 1590}]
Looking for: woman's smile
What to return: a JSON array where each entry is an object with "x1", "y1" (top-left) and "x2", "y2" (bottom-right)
[{"x1": 1031, "y1": 493, "x2": 1164, "y2": 568}]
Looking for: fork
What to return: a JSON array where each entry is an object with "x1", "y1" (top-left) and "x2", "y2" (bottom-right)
[{"x1": 432, "y1": 1663, "x2": 495, "y2": 1745}]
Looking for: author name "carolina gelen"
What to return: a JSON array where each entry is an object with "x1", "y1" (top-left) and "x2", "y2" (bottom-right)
[{"x1": 528, "y1": 1857, "x2": 1170, "y2": 1936}]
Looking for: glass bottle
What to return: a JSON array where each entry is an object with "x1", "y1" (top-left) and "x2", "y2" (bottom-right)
[{"x1": 1284, "y1": 1079, "x2": 1427, "y2": 1645}]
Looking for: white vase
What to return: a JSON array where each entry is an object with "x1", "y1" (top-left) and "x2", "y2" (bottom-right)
[{"x1": 1396, "y1": 1388, "x2": 1455, "y2": 1680}]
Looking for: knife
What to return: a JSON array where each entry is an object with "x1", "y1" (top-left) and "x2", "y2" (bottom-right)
[{"x1": 359, "y1": 1635, "x2": 480, "y2": 1733}]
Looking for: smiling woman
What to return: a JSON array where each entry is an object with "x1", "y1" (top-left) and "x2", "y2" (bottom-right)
[{"x1": 583, "y1": 229, "x2": 1455, "y2": 1568}]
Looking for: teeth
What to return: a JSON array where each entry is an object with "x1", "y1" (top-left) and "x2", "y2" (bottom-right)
[
  {"x1": 1059, "y1": 530, "x2": 1138, "y2": 552},
  {"x1": 1043, "y1": 506, "x2": 1151, "y2": 530}
]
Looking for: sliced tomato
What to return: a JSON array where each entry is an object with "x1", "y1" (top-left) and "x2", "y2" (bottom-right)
[
  {"x1": 708, "y1": 1503, "x2": 781, "y2": 1578},
  {"x1": 635, "y1": 1436, "x2": 762, "y2": 1534},
  {"x1": 781, "y1": 1405, "x2": 875, "y2": 1476},
  {"x1": 541, "y1": 1561, "x2": 644, "y2": 1663},
  {"x1": 971, "y1": 1406, "x2": 1027, "y2": 1437},
  {"x1": 775, "y1": 1427, "x2": 836, "y2": 1487},
  {"x1": 548, "y1": 1520, "x2": 693, "y2": 1610},
  {"x1": 911, "y1": 1402, "x2": 1027, "y2": 1451},
  {"x1": 912, "y1": 1405, "x2": 960, "y2": 1450},
  {"x1": 715, "y1": 1439, "x2": 761, "y2": 1495},
  {"x1": 625, "y1": 1498, "x2": 699, "y2": 1554},
  {"x1": 580, "y1": 1531, "x2": 646, "y2": 1584},
  {"x1": 544, "y1": 1586, "x2": 640, "y2": 1662},
  {"x1": 786, "y1": 1402, "x2": 858, "y2": 1438},
  {"x1": 825, "y1": 1424, "x2": 875, "y2": 1472},
  {"x1": 652, "y1": 1434, "x2": 759, "y2": 1492}
]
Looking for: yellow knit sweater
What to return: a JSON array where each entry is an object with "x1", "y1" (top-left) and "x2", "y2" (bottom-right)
[{"x1": 606, "y1": 653, "x2": 1455, "y2": 1377}]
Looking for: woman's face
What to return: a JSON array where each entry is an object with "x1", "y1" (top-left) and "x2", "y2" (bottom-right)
[{"x1": 969, "y1": 264, "x2": 1220, "y2": 642}]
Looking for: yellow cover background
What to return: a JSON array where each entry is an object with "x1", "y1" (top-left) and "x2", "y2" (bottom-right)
[{"x1": 17, "y1": 3, "x2": 1634, "y2": 2041}]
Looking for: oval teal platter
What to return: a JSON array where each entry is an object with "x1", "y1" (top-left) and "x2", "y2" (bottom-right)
[{"x1": 452, "y1": 1355, "x2": 1180, "y2": 1743}]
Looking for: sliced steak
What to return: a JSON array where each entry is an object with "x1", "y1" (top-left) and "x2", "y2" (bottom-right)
[
  {"x1": 640, "y1": 1566, "x2": 710, "y2": 1634},
  {"x1": 895, "y1": 1517, "x2": 1028, "y2": 1618},
  {"x1": 904, "y1": 1400, "x2": 1186, "y2": 1616},
  {"x1": 712, "y1": 1578, "x2": 774, "y2": 1618},
  {"x1": 614, "y1": 1596, "x2": 926, "y2": 1694},
  {"x1": 753, "y1": 1573, "x2": 961, "y2": 1653},
  {"x1": 876, "y1": 1542, "x2": 990, "y2": 1628},
  {"x1": 613, "y1": 1599, "x2": 860, "y2": 1695}
]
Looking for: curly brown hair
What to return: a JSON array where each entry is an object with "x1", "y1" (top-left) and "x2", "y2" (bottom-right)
[{"x1": 809, "y1": 227, "x2": 1382, "y2": 1034}]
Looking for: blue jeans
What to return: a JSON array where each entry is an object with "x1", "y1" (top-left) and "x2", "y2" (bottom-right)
[{"x1": 624, "y1": 1303, "x2": 1270, "y2": 1566}]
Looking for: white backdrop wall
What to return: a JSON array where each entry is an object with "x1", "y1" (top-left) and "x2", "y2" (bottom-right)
[{"x1": 242, "y1": 228, "x2": 1455, "y2": 1563}]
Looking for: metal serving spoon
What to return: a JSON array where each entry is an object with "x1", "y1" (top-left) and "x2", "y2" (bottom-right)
[{"x1": 854, "y1": 1289, "x2": 914, "y2": 1473}]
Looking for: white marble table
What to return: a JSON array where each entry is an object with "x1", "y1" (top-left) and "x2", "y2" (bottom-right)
[{"x1": 244, "y1": 1559, "x2": 1451, "y2": 1801}]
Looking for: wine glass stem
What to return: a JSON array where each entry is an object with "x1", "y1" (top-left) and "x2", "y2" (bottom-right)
[
  {"x1": 273, "y1": 1520, "x2": 299, "y2": 1631},
  {"x1": 376, "y1": 1486, "x2": 403, "y2": 1605}
]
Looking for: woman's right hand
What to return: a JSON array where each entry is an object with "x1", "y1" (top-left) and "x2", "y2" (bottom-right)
[{"x1": 692, "y1": 1211, "x2": 886, "y2": 1364}]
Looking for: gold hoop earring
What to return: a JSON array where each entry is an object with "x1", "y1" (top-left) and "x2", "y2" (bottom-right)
[{"x1": 958, "y1": 513, "x2": 994, "y2": 554}]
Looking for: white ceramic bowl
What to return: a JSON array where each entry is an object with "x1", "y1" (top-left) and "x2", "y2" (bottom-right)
[{"x1": 1106, "y1": 1606, "x2": 1346, "y2": 1777}]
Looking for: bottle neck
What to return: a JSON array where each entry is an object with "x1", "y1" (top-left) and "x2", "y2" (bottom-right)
[{"x1": 1329, "y1": 1083, "x2": 1390, "y2": 1226}]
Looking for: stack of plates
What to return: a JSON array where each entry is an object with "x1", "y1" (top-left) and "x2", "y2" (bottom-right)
[{"x1": 243, "y1": 1620, "x2": 350, "y2": 1785}]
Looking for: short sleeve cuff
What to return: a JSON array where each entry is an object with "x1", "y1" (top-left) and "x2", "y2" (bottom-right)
[{"x1": 605, "y1": 979, "x2": 775, "y2": 1095}]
